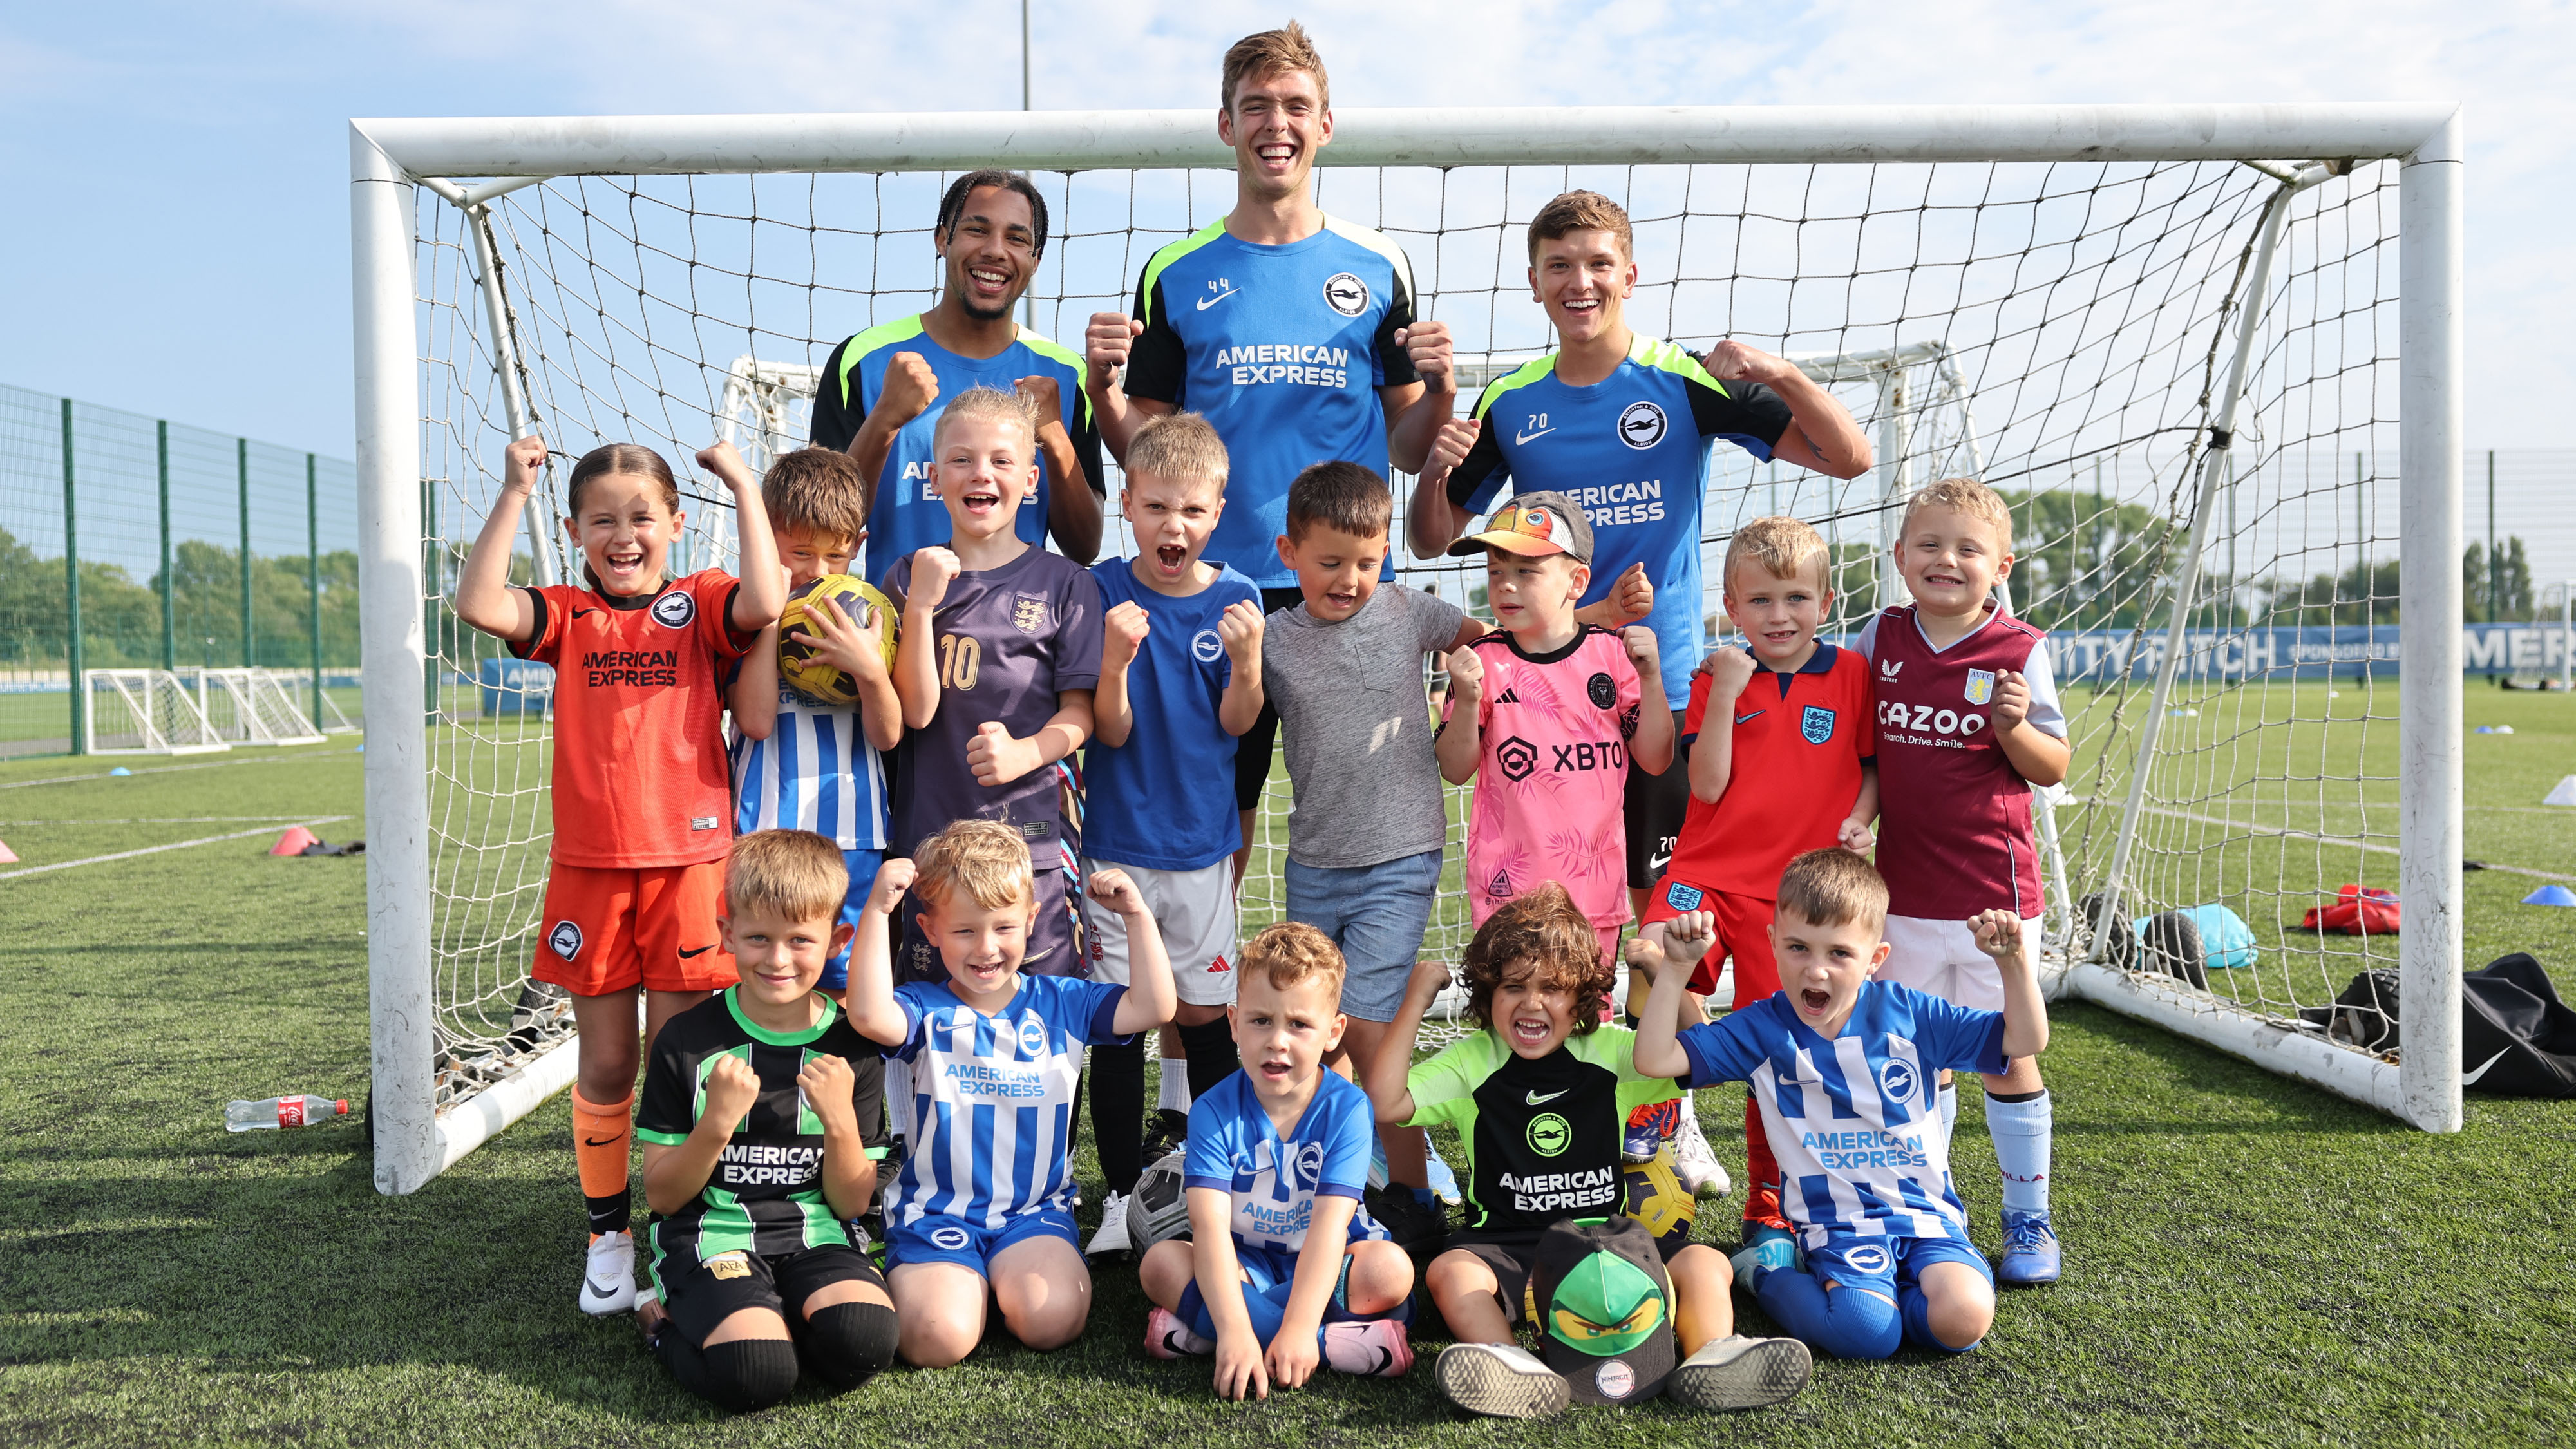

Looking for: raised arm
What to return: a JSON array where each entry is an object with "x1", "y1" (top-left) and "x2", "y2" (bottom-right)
[
  {"x1": 728, "y1": 627, "x2": 781, "y2": 742},
  {"x1": 845, "y1": 351, "x2": 937, "y2": 520},
  {"x1": 1405, "y1": 415, "x2": 1481, "y2": 561},
  {"x1": 1368, "y1": 961, "x2": 1451, "y2": 1125},
  {"x1": 698, "y1": 441, "x2": 786, "y2": 634},
  {"x1": 453, "y1": 435, "x2": 546, "y2": 642},
  {"x1": 1093, "y1": 603, "x2": 1148, "y2": 748},
  {"x1": 1976, "y1": 909, "x2": 2050, "y2": 1060},
  {"x1": 843, "y1": 860, "x2": 915, "y2": 1046},
  {"x1": 1018, "y1": 374, "x2": 1102, "y2": 564},
  {"x1": 797, "y1": 1053, "x2": 880, "y2": 1223},
  {"x1": 1703, "y1": 341, "x2": 1872, "y2": 481},
  {"x1": 1434, "y1": 645, "x2": 1484, "y2": 787},
  {"x1": 1688, "y1": 647, "x2": 1757, "y2": 804},
  {"x1": 1624, "y1": 629, "x2": 1674, "y2": 775},
  {"x1": 1382, "y1": 321, "x2": 1459, "y2": 476},
  {"x1": 1081, "y1": 313, "x2": 1173, "y2": 465},
  {"x1": 1990, "y1": 668, "x2": 2072, "y2": 788},
  {"x1": 1217, "y1": 600, "x2": 1265, "y2": 737},
  {"x1": 641, "y1": 1052, "x2": 760, "y2": 1216},
  {"x1": 1574, "y1": 563, "x2": 1653, "y2": 630},
  {"x1": 1094, "y1": 869, "x2": 1175, "y2": 1037},
  {"x1": 892, "y1": 549, "x2": 955, "y2": 730},
  {"x1": 1627, "y1": 911, "x2": 1717, "y2": 1079},
  {"x1": 1839, "y1": 762, "x2": 1880, "y2": 853}
]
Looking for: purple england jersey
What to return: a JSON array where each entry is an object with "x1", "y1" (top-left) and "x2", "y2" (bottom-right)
[{"x1": 882, "y1": 546, "x2": 1103, "y2": 857}]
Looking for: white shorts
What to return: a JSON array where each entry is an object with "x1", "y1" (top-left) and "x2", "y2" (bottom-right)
[
  {"x1": 1081, "y1": 858, "x2": 1240, "y2": 1007},
  {"x1": 1878, "y1": 913, "x2": 2042, "y2": 1015}
]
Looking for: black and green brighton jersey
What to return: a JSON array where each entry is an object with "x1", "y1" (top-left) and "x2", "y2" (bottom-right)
[
  {"x1": 634, "y1": 987, "x2": 887, "y2": 1275},
  {"x1": 1406, "y1": 1026, "x2": 1680, "y2": 1236}
]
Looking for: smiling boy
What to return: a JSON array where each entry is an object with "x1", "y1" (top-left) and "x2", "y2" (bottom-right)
[
  {"x1": 844, "y1": 820, "x2": 1177, "y2": 1368},
  {"x1": 1137, "y1": 922, "x2": 1416, "y2": 1397},
  {"x1": 1631, "y1": 849, "x2": 2049, "y2": 1361}
]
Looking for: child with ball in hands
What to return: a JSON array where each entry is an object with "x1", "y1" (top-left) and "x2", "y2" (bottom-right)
[
  {"x1": 453, "y1": 431, "x2": 782, "y2": 1318},
  {"x1": 842, "y1": 820, "x2": 1177, "y2": 1368}
]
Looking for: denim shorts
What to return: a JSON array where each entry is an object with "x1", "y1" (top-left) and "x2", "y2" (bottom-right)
[{"x1": 1284, "y1": 848, "x2": 1442, "y2": 1022}]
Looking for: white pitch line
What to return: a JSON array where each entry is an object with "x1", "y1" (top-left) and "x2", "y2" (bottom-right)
[
  {"x1": 0, "y1": 748, "x2": 363, "y2": 791},
  {"x1": 0, "y1": 815, "x2": 325, "y2": 826},
  {"x1": 2126, "y1": 802, "x2": 2576, "y2": 884},
  {"x1": 0, "y1": 816, "x2": 352, "y2": 880}
]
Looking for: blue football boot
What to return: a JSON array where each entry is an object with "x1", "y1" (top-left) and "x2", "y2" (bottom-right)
[{"x1": 1997, "y1": 1209, "x2": 2062, "y2": 1285}]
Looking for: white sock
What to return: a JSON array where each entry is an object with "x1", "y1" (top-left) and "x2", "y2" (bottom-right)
[
  {"x1": 1985, "y1": 1090, "x2": 2054, "y2": 1217},
  {"x1": 886, "y1": 1056, "x2": 915, "y2": 1142},
  {"x1": 1157, "y1": 1058, "x2": 1191, "y2": 1113},
  {"x1": 1938, "y1": 1083, "x2": 1958, "y2": 1142}
]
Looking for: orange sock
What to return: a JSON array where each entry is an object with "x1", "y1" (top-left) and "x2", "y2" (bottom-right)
[{"x1": 573, "y1": 1090, "x2": 634, "y2": 1235}]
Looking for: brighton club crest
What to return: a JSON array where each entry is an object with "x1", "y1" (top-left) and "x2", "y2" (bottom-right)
[
  {"x1": 1801, "y1": 705, "x2": 1836, "y2": 744},
  {"x1": 1964, "y1": 668, "x2": 1996, "y2": 705}
]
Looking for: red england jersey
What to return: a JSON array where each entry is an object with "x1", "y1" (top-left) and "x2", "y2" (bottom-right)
[
  {"x1": 1865, "y1": 603, "x2": 2052, "y2": 918},
  {"x1": 511, "y1": 571, "x2": 752, "y2": 869},
  {"x1": 1665, "y1": 643, "x2": 1875, "y2": 900}
]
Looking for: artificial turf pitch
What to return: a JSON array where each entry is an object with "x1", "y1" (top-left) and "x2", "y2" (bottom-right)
[{"x1": 3, "y1": 696, "x2": 2574, "y2": 1447}]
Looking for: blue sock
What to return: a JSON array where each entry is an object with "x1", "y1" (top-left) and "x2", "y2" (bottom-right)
[
  {"x1": 1412, "y1": 1187, "x2": 1437, "y2": 1208},
  {"x1": 1985, "y1": 1089, "x2": 2052, "y2": 1216},
  {"x1": 1900, "y1": 1279, "x2": 1980, "y2": 1354},
  {"x1": 1938, "y1": 1082, "x2": 1958, "y2": 1142},
  {"x1": 1755, "y1": 1268, "x2": 1902, "y2": 1360},
  {"x1": 1180, "y1": 1277, "x2": 1296, "y2": 1349}
]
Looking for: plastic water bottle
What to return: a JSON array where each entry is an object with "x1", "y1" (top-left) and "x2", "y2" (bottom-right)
[{"x1": 225, "y1": 1095, "x2": 350, "y2": 1132}]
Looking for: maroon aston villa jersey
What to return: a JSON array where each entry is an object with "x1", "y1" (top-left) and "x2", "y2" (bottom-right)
[{"x1": 1862, "y1": 603, "x2": 2061, "y2": 920}]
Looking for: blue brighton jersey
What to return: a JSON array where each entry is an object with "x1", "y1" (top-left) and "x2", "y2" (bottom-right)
[
  {"x1": 808, "y1": 318, "x2": 1105, "y2": 581},
  {"x1": 728, "y1": 681, "x2": 888, "y2": 851},
  {"x1": 1182, "y1": 1068, "x2": 1387, "y2": 1257},
  {"x1": 884, "y1": 973, "x2": 1131, "y2": 1230},
  {"x1": 1678, "y1": 980, "x2": 2009, "y2": 1251},
  {"x1": 1446, "y1": 335, "x2": 1794, "y2": 699},
  {"x1": 1124, "y1": 218, "x2": 1421, "y2": 588},
  {"x1": 1083, "y1": 558, "x2": 1262, "y2": 870}
]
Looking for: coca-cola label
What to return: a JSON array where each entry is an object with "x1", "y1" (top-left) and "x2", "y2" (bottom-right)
[{"x1": 279, "y1": 1099, "x2": 306, "y2": 1127}]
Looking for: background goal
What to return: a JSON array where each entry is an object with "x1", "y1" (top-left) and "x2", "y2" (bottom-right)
[{"x1": 351, "y1": 104, "x2": 2465, "y2": 1193}]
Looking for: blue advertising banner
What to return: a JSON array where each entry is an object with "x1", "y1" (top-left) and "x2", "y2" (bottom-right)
[{"x1": 1985, "y1": 623, "x2": 2575, "y2": 684}]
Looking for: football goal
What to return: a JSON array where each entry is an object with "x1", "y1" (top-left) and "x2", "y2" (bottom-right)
[
  {"x1": 85, "y1": 669, "x2": 227, "y2": 755},
  {"x1": 350, "y1": 103, "x2": 2465, "y2": 1194}
]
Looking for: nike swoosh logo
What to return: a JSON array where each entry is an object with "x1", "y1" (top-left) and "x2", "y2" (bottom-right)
[
  {"x1": 571, "y1": 608, "x2": 598, "y2": 619},
  {"x1": 1736, "y1": 710, "x2": 1765, "y2": 724},
  {"x1": 1195, "y1": 289, "x2": 1236, "y2": 310},
  {"x1": 1524, "y1": 1088, "x2": 1569, "y2": 1106},
  {"x1": 582, "y1": 1281, "x2": 625, "y2": 1302},
  {"x1": 1365, "y1": 1346, "x2": 1394, "y2": 1375},
  {"x1": 1514, "y1": 424, "x2": 1555, "y2": 445},
  {"x1": 582, "y1": 1136, "x2": 623, "y2": 1148},
  {"x1": 2461, "y1": 1048, "x2": 2511, "y2": 1086},
  {"x1": 677, "y1": 945, "x2": 715, "y2": 958}
]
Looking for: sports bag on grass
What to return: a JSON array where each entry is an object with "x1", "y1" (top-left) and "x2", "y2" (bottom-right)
[{"x1": 2298, "y1": 953, "x2": 2576, "y2": 1097}]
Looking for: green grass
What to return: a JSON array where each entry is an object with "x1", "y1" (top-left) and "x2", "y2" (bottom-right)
[{"x1": 3, "y1": 718, "x2": 2575, "y2": 1448}]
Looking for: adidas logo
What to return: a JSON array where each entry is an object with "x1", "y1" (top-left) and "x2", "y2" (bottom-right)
[
  {"x1": 1488, "y1": 869, "x2": 1513, "y2": 898},
  {"x1": 1208, "y1": 954, "x2": 1231, "y2": 973},
  {"x1": 1493, "y1": 687, "x2": 1520, "y2": 704}
]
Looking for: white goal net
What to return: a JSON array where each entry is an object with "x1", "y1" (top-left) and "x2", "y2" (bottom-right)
[
  {"x1": 354, "y1": 106, "x2": 2465, "y2": 1191},
  {"x1": 86, "y1": 668, "x2": 227, "y2": 755}
]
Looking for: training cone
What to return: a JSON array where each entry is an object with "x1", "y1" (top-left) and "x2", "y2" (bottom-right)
[
  {"x1": 0, "y1": 838, "x2": 17, "y2": 864},
  {"x1": 2521, "y1": 884, "x2": 2576, "y2": 907},
  {"x1": 2544, "y1": 775, "x2": 2576, "y2": 807},
  {"x1": 108, "y1": 766, "x2": 132, "y2": 777},
  {"x1": 270, "y1": 826, "x2": 320, "y2": 857}
]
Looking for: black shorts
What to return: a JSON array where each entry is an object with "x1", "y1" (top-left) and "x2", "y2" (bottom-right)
[
  {"x1": 1444, "y1": 1229, "x2": 1548, "y2": 1325},
  {"x1": 1233, "y1": 585, "x2": 1309, "y2": 814},
  {"x1": 1622, "y1": 708, "x2": 1689, "y2": 891},
  {"x1": 661, "y1": 1242, "x2": 886, "y2": 1348}
]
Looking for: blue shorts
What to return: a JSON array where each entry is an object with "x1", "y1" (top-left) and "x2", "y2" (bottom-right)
[
  {"x1": 1807, "y1": 1231, "x2": 1993, "y2": 1298},
  {"x1": 1175, "y1": 1240, "x2": 1409, "y2": 1345},
  {"x1": 884, "y1": 1208, "x2": 1080, "y2": 1276},
  {"x1": 1285, "y1": 849, "x2": 1441, "y2": 1022},
  {"x1": 820, "y1": 848, "x2": 886, "y2": 992}
]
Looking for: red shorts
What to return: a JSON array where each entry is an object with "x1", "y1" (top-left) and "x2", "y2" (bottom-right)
[
  {"x1": 533, "y1": 860, "x2": 737, "y2": 996},
  {"x1": 1640, "y1": 878, "x2": 1779, "y2": 1008}
]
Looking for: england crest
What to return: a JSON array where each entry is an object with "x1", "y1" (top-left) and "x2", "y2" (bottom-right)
[
  {"x1": 1665, "y1": 881, "x2": 1704, "y2": 912},
  {"x1": 1800, "y1": 705, "x2": 1835, "y2": 744},
  {"x1": 1012, "y1": 594, "x2": 1048, "y2": 634},
  {"x1": 1964, "y1": 668, "x2": 1995, "y2": 705}
]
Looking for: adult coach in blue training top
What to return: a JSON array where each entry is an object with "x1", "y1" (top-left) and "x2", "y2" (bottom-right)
[
  {"x1": 1408, "y1": 189, "x2": 1871, "y2": 927},
  {"x1": 811, "y1": 169, "x2": 1106, "y2": 574},
  {"x1": 1083, "y1": 21, "x2": 1457, "y2": 866}
]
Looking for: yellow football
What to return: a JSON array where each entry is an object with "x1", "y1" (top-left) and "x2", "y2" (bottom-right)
[
  {"x1": 777, "y1": 574, "x2": 898, "y2": 705},
  {"x1": 1623, "y1": 1150, "x2": 1699, "y2": 1251}
]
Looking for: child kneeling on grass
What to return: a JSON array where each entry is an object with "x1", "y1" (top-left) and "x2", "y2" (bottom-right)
[
  {"x1": 1629, "y1": 848, "x2": 2048, "y2": 1360},
  {"x1": 843, "y1": 819, "x2": 1175, "y2": 1367},
  {"x1": 1137, "y1": 922, "x2": 1417, "y2": 1397},
  {"x1": 636, "y1": 829, "x2": 896, "y2": 1412},
  {"x1": 1368, "y1": 884, "x2": 1812, "y2": 1419}
]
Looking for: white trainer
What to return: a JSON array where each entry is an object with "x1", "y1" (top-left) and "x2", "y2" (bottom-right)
[
  {"x1": 1086, "y1": 1189, "x2": 1133, "y2": 1258},
  {"x1": 582, "y1": 1229, "x2": 638, "y2": 1316},
  {"x1": 1671, "y1": 1103, "x2": 1732, "y2": 1202}
]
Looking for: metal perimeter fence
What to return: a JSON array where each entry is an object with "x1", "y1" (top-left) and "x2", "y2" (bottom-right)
[{"x1": 0, "y1": 383, "x2": 361, "y2": 755}]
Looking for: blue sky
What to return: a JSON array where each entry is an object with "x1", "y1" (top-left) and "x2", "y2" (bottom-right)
[{"x1": 2, "y1": 0, "x2": 2565, "y2": 459}]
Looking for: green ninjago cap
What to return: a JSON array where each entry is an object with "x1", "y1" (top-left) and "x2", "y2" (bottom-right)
[{"x1": 1532, "y1": 1216, "x2": 1676, "y2": 1405}]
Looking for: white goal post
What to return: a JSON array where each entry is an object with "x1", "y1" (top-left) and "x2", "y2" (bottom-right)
[{"x1": 351, "y1": 103, "x2": 2464, "y2": 1195}]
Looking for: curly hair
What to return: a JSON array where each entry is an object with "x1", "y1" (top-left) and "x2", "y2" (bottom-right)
[
  {"x1": 1459, "y1": 882, "x2": 1612, "y2": 1035},
  {"x1": 1238, "y1": 920, "x2": 1345, "y2": 1002}
]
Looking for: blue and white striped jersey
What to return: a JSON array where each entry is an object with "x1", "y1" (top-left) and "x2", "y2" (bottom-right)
[
  {"x1": 729, "y1": 683, "x2": 888, "y2": 851},
  {"x1": 1679, "y1": 980, "x2": 2009, "y2": 1250},
  {"x1": 883, "y1": 974, "x2": 1131, "y2": 1229},
  {"x1": 1182, "y1": 1068, "x2": 1387, "y2": 1257}
]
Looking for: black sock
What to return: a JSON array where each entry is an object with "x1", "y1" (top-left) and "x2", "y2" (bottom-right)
[
  {"x1": 662, "y1": 1336, "x2": 799, "y2": 1413},
  {"x1": 1177, "y1": 1016, "x2": 1240, "y2": 1103},
  {"x1": 1987, "y1": 1087, "x2": 2047, "y2": 1104},
  {"x1": 1090, "y1": 1037, "x2": 1147, "y2": 1193},
  {"x1": 800, "y1": 1302, "x2": 900, "y2": 1391},
  {"x1": 586, "y1": 1191, "x2": 631, "y2": 1236}
]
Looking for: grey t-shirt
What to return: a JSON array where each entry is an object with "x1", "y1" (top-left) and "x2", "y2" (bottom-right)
[{"x1": 1261, "y1": 583, "x2": 1467, "y2": 869}]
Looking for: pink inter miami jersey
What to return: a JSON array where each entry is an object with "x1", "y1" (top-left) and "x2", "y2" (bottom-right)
[
  {"x1": 1448, "y1": 627, "x2": 1642, "y2": 927},
  {"x1": 1868, "y1": 603, "x2": 2048, "y2": 919}
]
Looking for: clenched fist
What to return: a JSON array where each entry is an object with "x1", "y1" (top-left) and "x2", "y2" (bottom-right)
[
  {"x1": 1444, "y1": 644, "x2": 1486, "y2": 705},
  {"x1": 875, "y1": 352, "x2": 940, "y2": 428},
  {"x1": 909, "y1": 546, "x2": 963, "y2": 609},
  {"x1": 1103, "y1": 600, "x2": 1151, "y2": 667},
  {"x1": 1086, "y1": 313, "x2": 1142, "y2": 388}
]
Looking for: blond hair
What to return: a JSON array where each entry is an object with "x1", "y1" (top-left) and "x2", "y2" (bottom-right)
[
  {"x1": 1238, "y1": 921, "x2": 1347, "y2": 1002},
  {"x1": 763, "y1": 447, "x2": 868, "y2": 549},
  {"x1": 911, "y1": 819, "x2": 1036, "y2": 911},
  {"x1": 928, "y1": 385, "x2": 1039, "y2": 455},
  {"x1": 1527, "y1": 189, "x2": 1633, "y2": 265},
  {"x1": 1221, "y1": 21, "x2": 1328, "y2": 111},
  {"x1": 725, "y1": 829, "x2": 850, "y2": 923},
  {"x1": 1775, "y1": 848, "x2": 1890, "y2": 938},
  {"x1": 1724, "y1": 515, "x2": 1831, "y2": 595},
  {"x1": 1124, "y1": 412, "x2": 1230, "y2": 494},
  {"x1": 1461, "y1": 882, "x2": 1612, "y2": 1035},
  {"x1": 1900, "y1": 477, "x2": 2014, "y2": 548}
]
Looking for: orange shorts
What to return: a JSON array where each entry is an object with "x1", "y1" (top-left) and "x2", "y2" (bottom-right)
[
  {"x1": 533, "y1": 860, "x2": 737, "y2": 996},
  {"x1": 1640, "y1": 878, "x2": 1780, "y2": 1007}
]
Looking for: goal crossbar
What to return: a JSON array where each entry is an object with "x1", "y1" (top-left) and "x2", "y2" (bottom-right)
[{"x1": 351, "y1": 102, "x2": 2465, "y2": 1195}]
